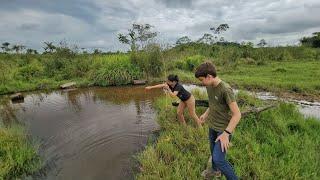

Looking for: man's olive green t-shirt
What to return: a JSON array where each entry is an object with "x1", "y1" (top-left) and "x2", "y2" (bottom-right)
[{"x1": 206, "y1": 81, "x2": 236, "y2": 131}]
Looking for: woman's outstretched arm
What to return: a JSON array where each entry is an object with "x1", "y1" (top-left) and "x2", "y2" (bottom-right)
[{"x1": 145, "y1": 83, "x2": 167, "y2": 90}]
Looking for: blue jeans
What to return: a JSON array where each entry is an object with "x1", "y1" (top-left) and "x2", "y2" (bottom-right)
[{"x1": 209, "y1": 128, "x2": 238, "y2": 180}]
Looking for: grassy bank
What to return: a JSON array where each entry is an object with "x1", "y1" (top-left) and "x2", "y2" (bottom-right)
[
  {"x1": 0, "y1": 125, "x2": 41, "y2": 179},
  {"x1": 0, "y1": 53, "x2": 142, "y2": 95},
  {"x1": 1, "y1": 45, "x2": 320, "y2": 98},
  {"x1": 171, "y1": 60, "x2": 320, "y2": 97},
  {"x1": 136, "y1": 91, "x2": 320, "y2": 179}
]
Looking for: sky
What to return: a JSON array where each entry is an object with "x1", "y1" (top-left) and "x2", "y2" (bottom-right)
[{"x1": 0, "y1": 0, "x2": 320, "y2": 52}]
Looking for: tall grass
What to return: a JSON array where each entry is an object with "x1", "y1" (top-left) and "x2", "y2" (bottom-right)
[
  {"x1": 0, "y1": 125, "x2": 41, "y2": 179},
  {"x1": 130, "y1": 44, "x2": 164, "y2": 78},
  {"x1": 90, "y1": 54, "x2": 142, "y2": 86},
  {"x1": 0, "y1": 53, "x2": 142, "y2": 94},
  {"x1": 136, "y1": 91, "x2": 320, "y2": 179}
]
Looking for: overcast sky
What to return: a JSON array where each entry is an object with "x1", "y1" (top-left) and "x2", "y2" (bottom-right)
[{"x1": 1, "y1": 0, "x2": 320, "y2": 51}]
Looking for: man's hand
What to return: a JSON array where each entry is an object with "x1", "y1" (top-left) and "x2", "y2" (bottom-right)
[
  {"x1": 215, "y1": 132, "x2": 230, "y2": 152},
  {"x1": 145, "y1": 86, "x2": 152, "y2": 91},
  {"x1": 199, "y1": 113, "x2": 207, "y2": 124}
]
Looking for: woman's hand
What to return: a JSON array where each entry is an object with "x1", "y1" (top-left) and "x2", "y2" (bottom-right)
[{"x1": 163, "y1": 83, "x2": 170, "y2": 90}]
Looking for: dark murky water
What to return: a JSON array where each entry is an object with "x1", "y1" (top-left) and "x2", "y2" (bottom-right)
[{"x1": 1, "y1": 86, "x2": 162, "y2": 180}]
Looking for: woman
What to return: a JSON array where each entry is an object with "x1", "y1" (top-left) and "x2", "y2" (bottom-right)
[{"x1": 145, "y1": 74, "x2": 202, "y2": 127}]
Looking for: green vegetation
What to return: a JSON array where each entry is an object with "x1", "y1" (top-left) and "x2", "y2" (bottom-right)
[
  {"x1": 0, "y1": 124, "x2": 41, "y2": 179},
  {"x1": 2, "y1": 45, "x2": 320, "y2": 96},
  {"x1": 171, "y1": 60, "x2": 320, "y2": 95},
  {"x1": 89, "y1": 54, "x2": 142, "y2": 86},
  {"x1": 137, "y1": 91, "x2": 320, "y2": 179},
  {"x1": 0, "y1": 53, "x2": 144, "y2": 94},
  {"x1": 1, "y1": 24, "x2": 320, "y2": 96}
]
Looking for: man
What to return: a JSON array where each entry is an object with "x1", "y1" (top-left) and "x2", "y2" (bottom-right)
[{"x1": 195, "y1": 61, "x2": 241, "y2": 180}]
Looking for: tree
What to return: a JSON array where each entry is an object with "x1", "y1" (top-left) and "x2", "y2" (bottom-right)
[
  {"x1": 12, "y1": 44, "x2": 25, "y2": 53},
  {"x1": 176, "y1": 36, "x2": 192, "y2": 45},
  {"x1": 241, "y1": 41, "x2": 254, "y2": 48},
  {"x1": 118, "y1": 23, "x2": 157, "y2": 51},
  {"x1": 26, "y1": 49, "x2": 38, "y2": 54},
  {"x1": 1, "y1": 42, "x2": 11, "y2": 52},
  {"x1": 43, "y1": 42, "x2": 56, "y2": 53},
  {"x1": 210, "y1": 23, "x2": 229, "y2": 42},
  {"x1": 20, "y1": 45, "x2": 26, "y2": 53},
  {"x1": 210, "y1": 24, "x2": 229, "y2": 34},
  {"x1": 257, "y1": 39, "x2": 267, "y2": 47},
  {"x1": 300, "y1": 32, "x2": 320, "y2": 48},
  {"x1": 197, "y1": 33, "x2": 214, "y2": 44},
  {"x1": 93, "y1": 48, "x2": 102, "y2": 54},
  {"x1": 12, "y1": 45, "x2": 19, "y2": 53}
]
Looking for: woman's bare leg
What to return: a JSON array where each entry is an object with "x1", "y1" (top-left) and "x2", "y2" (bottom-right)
[
  {"x1": 186, "y1": 95, "x2": 202, "y2": 127},
  {"x1": 177, "y1": 101, "x2": 186, "y2": 125}
]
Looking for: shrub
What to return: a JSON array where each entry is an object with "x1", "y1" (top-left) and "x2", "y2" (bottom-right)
[{"x1": 15, "y1": 61, "x2": 44, "y2": 81}]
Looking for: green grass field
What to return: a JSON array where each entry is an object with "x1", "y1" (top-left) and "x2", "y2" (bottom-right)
[
  {"x1": 136, "y1": 91, "x2": 320, "y2": 179},
  {"x1": 172, "y1": 60, "x2": 320, "y2": 96}
]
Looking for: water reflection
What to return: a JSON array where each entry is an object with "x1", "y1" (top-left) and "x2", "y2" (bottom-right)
[{"x1": 0, "y1": 97, "x2": 18, "y2": 125}]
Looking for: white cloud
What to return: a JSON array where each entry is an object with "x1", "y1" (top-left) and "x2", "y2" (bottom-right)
[{"x1": 0, "y1": 0, "x2": 320, "y2": 51}]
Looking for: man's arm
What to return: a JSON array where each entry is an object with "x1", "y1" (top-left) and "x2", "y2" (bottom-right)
[
  {"x1": 225, "y1": 102, "x2": 241, "y2": 133},
  {"x1": 216, "y1": 101, "x2": 241, "y2": 152},
  {"x1": 200, "y1": 108, "x2": 210, "y2": 123}
]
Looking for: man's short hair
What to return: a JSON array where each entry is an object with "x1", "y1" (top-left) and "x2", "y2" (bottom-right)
[{"x1": 195, "y1": 61, "x2": 217, "y2": 78}]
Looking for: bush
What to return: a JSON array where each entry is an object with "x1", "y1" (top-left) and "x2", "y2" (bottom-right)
[
  {"x1": 143, "y1": 44, "x2": 164, "y2": 77},
  {"x1": 238, "y1": 58, "x2": 256, "y2": 65},
  {"x1": 41, "y1": 57, "x2": 65, "y2": 77},
  {"x1": 15, "y1": 61, "x2": 44, "y2": 81},
  {"x1": 90, "y1": 55, "x2": 142, "y2": 86},
  {"x1": 278, "y1": 50, "x2": 293, "y2": 61},
  {"x1": 185, "y1": 55, "x2": 205, "y2": 71},
  {"x1": 175, "y1": 59, "x2": 186, "y2": 70},
  {"x1": 0, "y1": 61, "x2": 11, "y2": 84},
  {"x1": 130, "y1": 44, "x2": 164, "y2": 78}
]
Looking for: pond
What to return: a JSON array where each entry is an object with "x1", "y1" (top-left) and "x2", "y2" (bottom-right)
[{"x1": 1, "y1": 86, "x2": 162, "y2": 180}]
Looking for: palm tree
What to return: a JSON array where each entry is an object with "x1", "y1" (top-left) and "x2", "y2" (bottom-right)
[
  {"x1": 19, "y1": 45, "x2": 26, "y2": 53},
  {"x1": 11, "y1": 44, "x2": 25, "y2": 54},
  {"x1": 12, "y1": 45, "x2": 20, "y2": 53},
  {"x1": 43, "y1": 42, "x2": 56, "y2": 53},
  {"x1": 26, "y1": 48, "x2": 37, "y2": 54},
  {"x1": 257, "y1": 39, "x2": 267, "y2": 47},
  {"x1": 1, "y1": 42, "x2": 11, "y2": 52}
]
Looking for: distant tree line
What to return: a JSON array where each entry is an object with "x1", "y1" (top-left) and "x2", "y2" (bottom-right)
[
  {"x1": 300, "y1": 32, "x2": 320, "y2": 48},
  {"x1": 1, "y1": 25, "x2": 319, "y2": 55}
]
